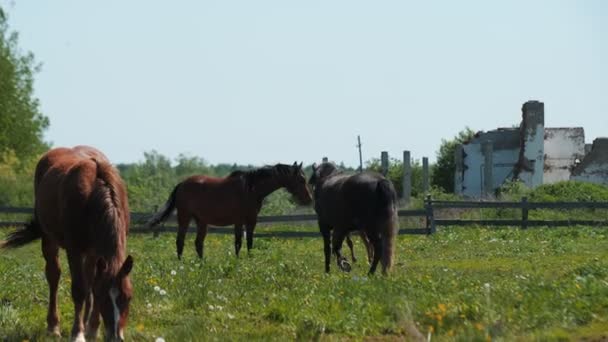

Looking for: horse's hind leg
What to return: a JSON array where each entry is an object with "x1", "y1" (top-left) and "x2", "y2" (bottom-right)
[
  {"x1": 195, "y1": 221, "x2": 208, "y2": 259},
  {"x1": 360, "y1": 231, "x2": 374, "y2": 264},
  {"x1": 332, "y1": 228, "x2": 351, "y2": 272},
  {"x1": 245, "y1": 221, "x2": 257, "y2": 253},
  {"x1": 234, "y1": 224, "x2": 243, "y2": 256},
  {"x1": 42, "y1": 236, "x2": 61, "y2": 337},
  {"x1": 345, "y1": 234, "x2": 357, "y2": 263},
  {"x1": 366, "y1": 232, "x2": 382, "y2": 275},
  {"x1": 176, "y1": 211, "x2": 192, "y2": 259},
  {"x1": 66, "y1": 251, "x2": 88, "y2": 341}
]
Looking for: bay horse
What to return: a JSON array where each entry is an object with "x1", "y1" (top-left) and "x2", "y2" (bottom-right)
[
  {"x1": 309, "y1": 162, "x2": 398, "y2": 275},
  {"x1": 1, "y1": 146, "x2": 133, "y2": 342},
  {"x1": 146, "y1": 162, "x2": 312, "y2": 259}
]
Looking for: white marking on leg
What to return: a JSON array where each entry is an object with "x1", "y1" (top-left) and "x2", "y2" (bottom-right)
[{"x1": 73, "y1": 331, "x2": 86, "y2": 342}]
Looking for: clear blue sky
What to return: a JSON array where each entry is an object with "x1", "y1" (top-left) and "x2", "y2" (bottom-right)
[{"x1": 2, "y1": 1, "x2": 607, "y2": 167}]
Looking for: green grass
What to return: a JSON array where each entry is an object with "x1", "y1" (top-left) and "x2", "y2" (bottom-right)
[{"x1": 1, "y1": 225, "x2": 608, "y2": 341}]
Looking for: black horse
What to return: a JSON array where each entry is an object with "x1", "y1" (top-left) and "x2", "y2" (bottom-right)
[{"x1": 309, "y1": 162, "x2": 398, "y2": 275}]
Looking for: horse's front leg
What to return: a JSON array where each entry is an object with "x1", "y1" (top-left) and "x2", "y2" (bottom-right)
[
  {"x1": 245, "y1": 220, "x2": 257, "y2": 253},
  {"x1": 84, "y1": 256, "x2": 100, "y2": 340},
  {"x1": 320, "y1": 223, "x2": 331, "y2": 273},
  {"x1": 42, "y1": 236, "x2": 61, "y2": 337},
  {"x1": 345, "y1": 234, "x2": 357, "y2": 263},
  {"x1": 332, "y1": 228, "x2": 351, "y2": 272},
  {"x1": 66, "y1": 251, "x2": 88, "y2": 342}
]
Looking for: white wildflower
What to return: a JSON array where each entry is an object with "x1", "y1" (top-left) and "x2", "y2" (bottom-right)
[
  {"x1": 154, "y1": 286, "x2": 161, "y2": 292},
  {"x1": 159, "y1": 289, "x2": 167, "y2": 296},
  {"x1": 170, "y1": 270, "x2": 177, "y2": 276},
  {"x1": 155, "y1": 338, "x2": 166, "y2": 342},
  {"x1": 227, "y1": 313, "x2": 235, "y2": 319}
]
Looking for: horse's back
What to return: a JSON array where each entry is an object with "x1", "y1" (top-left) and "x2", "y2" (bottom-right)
[
  {"x1": 317, "y1": 171, "x2": 396, "y2": 228},
  {"x1": 34, "y1": 147, "x2": 122, "y2": 247},
  {"x1": 175, "y1": 174, "x2": 250, "y2": 225}
]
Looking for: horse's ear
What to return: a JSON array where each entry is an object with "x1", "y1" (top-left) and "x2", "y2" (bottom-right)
[
  {"x1": 96, "y1": 258, "x2": 107, "y2": 274},
  {"x1": 298, "y1": 162, "x2": 303, "y2": 170},
  {"x1": 118, "y1": 255, "x2": 134, "y2": 279}
]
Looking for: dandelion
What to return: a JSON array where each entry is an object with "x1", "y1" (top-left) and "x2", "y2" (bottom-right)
[
  {"x1": 227, "y1": 313, "x2": 235, "y2": 319},
  {"x1": 154, "y1": 286, "x2": 161, "y2": 292},
  {"x1": 474, "y1": 322, "x2": 484, "y2": 331},
  {"x1": 170, "y1": 270, "x2": 177, "y2": 276},
  {"x1": 179, "y1": 265, "x2": 184, "y2": 270},
  {"x1": 155, "y1": 338, "x2": 166, "y2": 342},
  {"x1": 147, "y1": 303, "x2": 152, "y2": 309},
  {"x1": 159, "y1": 289, "x2": 167, "y2": 296},
  {"x1": 484, "y1": 283, "x2": 491, "y2": 290},
  {"x1": 136, "y1": 324, "x2": 144, "y2": 332},
  {"x1": 208, "y1": 305, "x2": 215, "y2": 310}
]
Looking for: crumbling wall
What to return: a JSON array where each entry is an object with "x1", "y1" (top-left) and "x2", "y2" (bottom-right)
[
  {"x1": 543, "y1": 127, "x2": 585, "y2": 184},
  {"x1": 514, "y1": 101, "x2": 545, "y2": 188},
  {"x1": 460, "y1": 128, "x2": 520, "y2": 197},
  {"x1": 571, "y1": 138, "x2": 608, "y2": 185}
]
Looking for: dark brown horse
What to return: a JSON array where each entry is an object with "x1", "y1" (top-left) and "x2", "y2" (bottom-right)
[
  {"x1": 146, "y1": 162, "x2": 312, "y2": 259},
  {"x1": 309, "y1": 162, "x2": 398, "y2": 275},
  {"x1": 1, "y1": 146, "x2": 133, "y2": 342}
]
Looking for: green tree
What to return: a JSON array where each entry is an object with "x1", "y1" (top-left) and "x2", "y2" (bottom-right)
[
  {"x1": 0, "y1": 8, "x2": 49, "y2": 160},
  {"x1": 0, "y1": 8, "x2": 49, "y2": 206},
  {"x1": 431, "y1": 127, "x2": 475, "y2": 193}
]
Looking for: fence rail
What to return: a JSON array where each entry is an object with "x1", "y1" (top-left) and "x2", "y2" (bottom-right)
[{"x1": 2, "y1": 197, "x2": 607, "y2": 236}]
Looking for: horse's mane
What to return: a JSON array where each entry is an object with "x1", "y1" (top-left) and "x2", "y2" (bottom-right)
[
  {"x1": 89, "y1": 159, "x2": 129, "y2": 273},
  {"x1": 228, "y1": 164, "x2": 293, "y2": 189}
]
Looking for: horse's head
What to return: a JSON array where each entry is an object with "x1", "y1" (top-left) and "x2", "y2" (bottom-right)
[
  {"x1": 94, "y1": 255, "x2": 134, "y2": 342},
  {"x1": 309, "y1": 162, "x2": 338, "y2": 188},
  {"x1": 281, "y1": 162, "x2": 312, "y2": 205}
]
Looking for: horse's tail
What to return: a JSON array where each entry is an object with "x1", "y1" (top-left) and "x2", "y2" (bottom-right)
[
  {"x1": 376, "y1": 179, "x2": 398, "y2": 274},
  {"x1": 0, "y1": 218, "x2": 42, "y2": 249},
  {"x1": 145, "y1": 184, "x2": 180, "y2": 229}
]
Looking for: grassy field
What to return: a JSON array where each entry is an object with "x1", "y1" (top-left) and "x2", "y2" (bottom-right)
[{"x1": 1, "y1": 225, "x2": 607, "y2": 341}]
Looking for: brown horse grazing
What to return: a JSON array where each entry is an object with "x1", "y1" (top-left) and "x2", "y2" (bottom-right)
[
  {"x1": 309, "y1": 162, "x2": 398, "y2": 275},
  {"x1": 1, "y1": 146, "x2": 133, "y2": 342},
  {"x1": 146, "y1": 162, "x2": 312, "y2": 259}
]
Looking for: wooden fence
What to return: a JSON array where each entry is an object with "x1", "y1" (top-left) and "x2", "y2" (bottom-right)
[{"x1": 1, "y1": 196, "x2": 607, "y2": 237}]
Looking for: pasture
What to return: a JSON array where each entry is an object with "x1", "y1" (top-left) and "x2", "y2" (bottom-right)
[{"x1": 1, "y1": 225, "x2": 607, "y2": 341}]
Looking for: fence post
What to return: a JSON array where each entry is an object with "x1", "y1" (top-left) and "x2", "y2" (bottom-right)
[
  {"x1": 521, "y1": 196, "x2": 528, "y2": 230},
  {"x1": 381, "y1": 151, "x2": 389, "y2": 176},
  {"x1": 425, "y1": 194, "x2": 436, "y2": 234},
  {"x1": 402, "y1": 150, "x2": 411, "y2": 205},
  {"x1": 422, "y1": 157, "x2": 429, "y2": 194}
]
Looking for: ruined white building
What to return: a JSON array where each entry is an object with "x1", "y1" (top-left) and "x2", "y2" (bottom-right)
[{"x1": 454, "y1": 100, "x2": 608, "y2": 197}]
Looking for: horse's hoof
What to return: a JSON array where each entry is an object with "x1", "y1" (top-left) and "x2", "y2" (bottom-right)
[
  {"x1": 72, "y1": 331, "x2": 86, "y2": 342},
  {"x1": 339, "y1": 260, "x2": 352, "y2": 272},
  {"x1": 47, "y1": 326, "x2": 61, "y2": 337},
  {"x1": 85, "y1": 327, "x2": 98, "y2": 341}
]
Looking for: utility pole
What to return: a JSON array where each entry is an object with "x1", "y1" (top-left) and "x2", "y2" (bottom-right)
[{"x1": 357, "y1": 135, "x2": 363, "y2": 172}]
